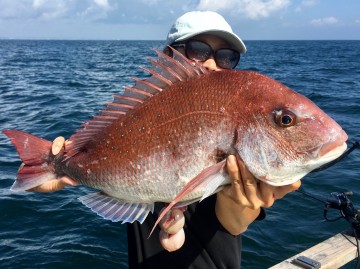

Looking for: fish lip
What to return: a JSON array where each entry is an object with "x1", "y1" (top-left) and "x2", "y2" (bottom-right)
[
  {"x1": 319, "y1": 141, "x2": 347, "y2": 160},
  {"x1": 318, "y1": 130, "x2": 348, "y2": 158},
  {"x1": 306, "y1": 130, "x2": 348, "y2": 159}
]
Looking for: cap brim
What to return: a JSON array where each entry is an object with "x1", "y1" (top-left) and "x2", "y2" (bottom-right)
[{"x1": 169, "y1": 29, "x2": 246, "y2": 54}]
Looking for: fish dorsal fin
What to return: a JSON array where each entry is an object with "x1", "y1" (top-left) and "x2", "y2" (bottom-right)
[{"x1": 65, "y1": 47, "x2": 208, "y2": 158}]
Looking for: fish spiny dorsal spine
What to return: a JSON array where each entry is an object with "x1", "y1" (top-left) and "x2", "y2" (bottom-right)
[{"x1": 64, "y1": 48, "x2": 209, "y2": 159}]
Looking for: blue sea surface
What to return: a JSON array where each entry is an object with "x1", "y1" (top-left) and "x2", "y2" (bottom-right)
[{"x1": 0, "y1": 40, "x2": 359, "y2": 269}]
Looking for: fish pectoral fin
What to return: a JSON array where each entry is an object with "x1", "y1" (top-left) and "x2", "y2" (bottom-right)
[
  {"x1": 172, "y1": 198, "x2": 200, "y2": 208},
  {"x1": 78, "y1": 192, "x2": 154, "y2": 224},
  {"x1": 149, "y1": 160, "x2": 227, "y2": 237},
  {"x1": 199, "y1": 172, "x2": 228, "y2": 202}
]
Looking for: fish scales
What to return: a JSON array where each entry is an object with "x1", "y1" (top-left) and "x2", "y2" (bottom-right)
[
  {"x1": 3, "y1": 48, "x2": 348, "y2": 226},
  {"x1": 61, "y1": 71, "x2": 239, "y2": 202}
]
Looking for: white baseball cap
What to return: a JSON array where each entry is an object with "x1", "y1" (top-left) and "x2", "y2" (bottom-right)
[{"x1": 165, "y1": 11, "x2": 246, "y2": 54}]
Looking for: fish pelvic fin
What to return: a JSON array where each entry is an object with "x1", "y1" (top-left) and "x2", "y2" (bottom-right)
[
  {"x1": 149, "y1": 160, "x2": 228, "y2": 238},
  {"x1": 79, "y1": 192, "x2": 154, "y2": 224},
  {"x1": 65, "y1": 48, "x2": 209, "y2": 159},
  {"x1": 3, "y1": 130, "x2": 56, "y2": 191}
]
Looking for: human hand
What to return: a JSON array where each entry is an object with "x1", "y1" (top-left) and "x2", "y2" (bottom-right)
[
  {"x1": 27, "y1": 136, "x2": 78, "y2": 192},
  {"x1": 158, "y1": 206, "x2": 187, "y2": 252},
  {"x1": 216, "y1": 155, "x2": 301, "y2": 235},
  {"x1": 158, "y1": 153, "x2": 298, "y2": 251}
]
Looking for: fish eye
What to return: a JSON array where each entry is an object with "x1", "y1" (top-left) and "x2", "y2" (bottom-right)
[
  {"x1": 274, "y1": 110, "x2": 296, "y2": 127},
  {"x1": 282, "y1": 115, "x2": 293, "y2": 125}
]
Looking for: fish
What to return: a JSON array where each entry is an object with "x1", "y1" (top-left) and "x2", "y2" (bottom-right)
[{"x1": 3, "y1": 48, "x2": 348, "y2": 229}]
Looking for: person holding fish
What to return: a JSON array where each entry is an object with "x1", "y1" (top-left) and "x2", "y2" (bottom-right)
[{"x1": 18, "y1": 10, "x2": 339, "y2": 269}]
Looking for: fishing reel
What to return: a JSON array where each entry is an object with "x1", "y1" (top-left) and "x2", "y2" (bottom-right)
[{"x1": 324, "y1": 191, "x2": 360, "y2": 236}]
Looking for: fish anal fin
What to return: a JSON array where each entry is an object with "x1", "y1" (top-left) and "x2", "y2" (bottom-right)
[{"x1": 79, "y1": 192, "x2": 154, "y2": 224}]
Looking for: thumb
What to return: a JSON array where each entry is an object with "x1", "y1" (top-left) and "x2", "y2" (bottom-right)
[{"x1": 52, "y1": 136, "x2": 65, "y2": 155}]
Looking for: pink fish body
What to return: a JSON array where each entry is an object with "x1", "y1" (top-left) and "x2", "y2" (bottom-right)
[{"x1": 3, "y1": 49, "x2": 348, "y2": 226}]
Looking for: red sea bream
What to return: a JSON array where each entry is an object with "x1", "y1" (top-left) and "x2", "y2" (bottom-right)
[{"x1": 3, "y1": 49, "x2": 348, "y2": 227}]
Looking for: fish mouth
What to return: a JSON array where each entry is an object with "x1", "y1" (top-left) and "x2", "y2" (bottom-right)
[
  {"x1": 262, "y1": 141, "x2": 347, "y2": 187},
  {"x1": 319, "y1": 142, "x2": 347, "y2": 161},
  {"x1": 318, "y1": 129, "x2": 348, "y2": 158},
  {"x1": 258, "y1": 131, "x2": 348, "y2": 187}
]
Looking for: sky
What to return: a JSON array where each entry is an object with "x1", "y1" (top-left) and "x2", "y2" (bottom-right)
[{"x1": 0, "y1": 0, "x2": 359, "y2": 40}]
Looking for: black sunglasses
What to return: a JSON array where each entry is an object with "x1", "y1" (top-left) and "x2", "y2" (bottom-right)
[{"x1": 171, "y1": 40, "x2": 240, "y2": 70}]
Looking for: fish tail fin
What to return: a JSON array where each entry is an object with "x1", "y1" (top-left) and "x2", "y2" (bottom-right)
[{"x1": 3, "y1": 130, "x2": 56, "y2": 191}]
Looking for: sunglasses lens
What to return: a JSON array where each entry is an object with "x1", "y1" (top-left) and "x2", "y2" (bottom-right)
[
  {"x1": 215, "y1": 49, "x2": 240, "y2": 69},
  {"x1": 176, "y1": 40, "x2": 240, "y2": 69},
  {"x1": 186, "y1": 40, "x2": 212, "y2": 62}
]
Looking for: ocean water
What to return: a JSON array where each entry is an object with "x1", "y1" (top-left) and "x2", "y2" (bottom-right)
[{"x1": 0, "y1": 40, "x2": 359, "y2": 269}]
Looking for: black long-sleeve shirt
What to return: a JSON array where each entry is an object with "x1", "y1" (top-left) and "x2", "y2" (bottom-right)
[{"x1": 127, "y1": 195, "x2": 243, "y2": 269}]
